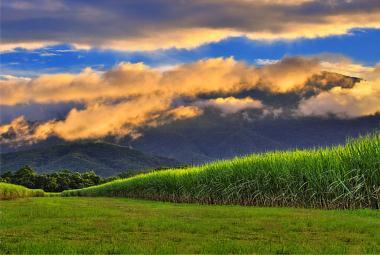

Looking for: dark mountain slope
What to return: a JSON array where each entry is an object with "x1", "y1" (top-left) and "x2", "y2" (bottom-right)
[
  {"x1": 0, "y1": 142, "x2": 181, "y2": 176},
  {"x1": 129, "y1": 113, "x2": 380, "y2": 163}
]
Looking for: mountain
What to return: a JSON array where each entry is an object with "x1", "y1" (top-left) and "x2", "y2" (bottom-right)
[
  {"x1": 127, "y1": 112, "x2": 380, "y2": 164},
  {"x1": 0, "y1": 142, "x2": 181, "y2": 176}
]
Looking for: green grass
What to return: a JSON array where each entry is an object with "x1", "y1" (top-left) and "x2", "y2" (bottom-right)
[
  {"x1": 63, "y1": 134, "x2": 380, "y2": 209},
  {"x1": 0, "y1": 197, "x2": 379, "y2": 254},
  {"x1": 0, "y1": 182, "x2": 45, "y2": 200}
]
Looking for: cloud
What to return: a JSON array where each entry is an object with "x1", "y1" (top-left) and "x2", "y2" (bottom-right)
[
  {"x1": 255, "y1": 59, "x2": 280, "y2": 66},
  {"x1": 1, "y1": 56, "x2": 378, "y2": 145},
  {"x1": 297, "y1": 65, "x2": 380, "y2": 118},
  {"x1": 195, "y1": 97, "x2": 263, "y2": 114},
  {"x1": 0, "y1": 57, "x2": 321, "y2": 144},
  {"x1": 320, "y1": 58, "x2": 375, "y2": 78},
  {"x1": 167, "y1": 106, "x2": 202, "y2": 120},
  {"x1": 1, "y1": 0, "x2": 380, "y2": 51},
  {"x1": 258, "y1": 57, "x2": 321, "y2": 92},
  {"x1": 0, "y1": 116, "x2": 51, "y2": 146},
  {"x1": 0, "y1": 75, "x2": 31, "y2": 81},
  {"x1": 40, "y1": 52, "x2": 59, "y2": 57},
  {"x1": 37, "y1": 97, "x2": 171, "y2": 141},
  {"x1": 0, "y1": 57, "x2": 321, "y2": 106},
  {"x1": 0, "y1": 102, "x2": 82, "y2": 124}
]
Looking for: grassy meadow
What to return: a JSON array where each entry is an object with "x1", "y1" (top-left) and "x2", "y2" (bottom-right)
[
  {"x1": 1, "y1": 197, "x2": 379, "y2": 254},
  {"x1": 1, "y1": 134, "x2": 379, "y2": 253},
  {"x1": 62, "y1": 134, "x2": 380, "y2": 209}
]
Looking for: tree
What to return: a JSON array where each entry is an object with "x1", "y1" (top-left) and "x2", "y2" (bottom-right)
[
  {"x1": 82, "y1": 171, "x2": 101, "y2": 186},
  {"x1": 4, "y1": 167, "x2": 109, "y2": 192},
  {"x1": 35, "y1": 175, "x2": 58, "y2": 192},
  {"x1": 0, "y1": 171, "x2": 14, "y2": 183},
  {"x1": 12, "y1": 166, "x2": 37, "y2": 188}
]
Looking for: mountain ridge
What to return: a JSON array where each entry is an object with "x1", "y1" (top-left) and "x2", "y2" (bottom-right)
[{"x1": 0, "y1": 142, "x2": 181, "y2": 177}]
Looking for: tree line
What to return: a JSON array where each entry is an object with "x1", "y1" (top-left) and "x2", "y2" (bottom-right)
[
  {"x1": 0, "y1": 165, "x2": 189, "y2": 192},
  {"x1": 0, "y1": 166, "x2": 116, "y2": 192}
]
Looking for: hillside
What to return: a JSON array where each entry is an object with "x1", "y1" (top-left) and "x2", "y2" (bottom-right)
[
  {"x1": 63, "y1": 134, "x2": 380, "y2": 209},
  {"x1": 0, "y1": 142, "x2": 181, "y2": 176},
  {"x1": 129, "y1": 114, "x2": 380, "y2": 164}
]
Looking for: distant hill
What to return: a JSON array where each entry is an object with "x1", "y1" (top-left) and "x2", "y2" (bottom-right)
[
  {"x1": 0, "y1": 142, "x2": 181, "y2": 176},
  {"x1": 128, "y1": 113, "x2": 380, "y2": 164}
]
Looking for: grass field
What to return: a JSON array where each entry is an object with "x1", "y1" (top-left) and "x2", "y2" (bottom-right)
[
  {"x1": 0, "y1": 182, "x2": 45, "y2": 200},
  {"x1": 63, "y1": 134, "x2": 380, "y2": 209},
  {"x1": 1, "y1": 135, "x2": 379, "y2": 254},
  {"x1": 0, "y1": 197, "x2": 379, "y2": 254}
]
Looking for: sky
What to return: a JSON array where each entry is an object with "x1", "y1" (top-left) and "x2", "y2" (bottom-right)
[{"x1": 1, "y1": 0, "x2": 380, "y2": 145}]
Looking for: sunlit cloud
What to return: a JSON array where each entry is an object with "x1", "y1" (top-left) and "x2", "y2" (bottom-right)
[
  {"x1": 0, "y1": 57, "x2": 322, "y2": 106},
  {"x1": 0, "y1": 42, "x2": 58, "y2": 52},
  {"x1": 0, "y1": 116, "x2": 51, "y2": 146},
  {"x1": 0, "y1": 56, "x2": 320, "y2": 143},
  {"x1": 195, "y1": 97, "x2": 263, "y2": 114},
  {"x1": 320, "y1": 60, "x2": 375, "y2": 78},
  {"x1": 1, "y1": 56, "x2": 379, "y2": 145},
  {"x1": 297, "y1": 65, "x2": 380, "y2": 118}
]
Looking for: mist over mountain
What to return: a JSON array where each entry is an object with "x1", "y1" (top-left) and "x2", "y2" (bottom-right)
[
  {"x1": 2, "y1": 112, "x2": 377, "y2": 168},
  {"x1": 127, "y1": 112, "x2": 380, "y2": 163}
]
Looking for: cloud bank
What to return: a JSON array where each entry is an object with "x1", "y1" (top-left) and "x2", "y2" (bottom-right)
[
  {"x1": 1, "y1": 57, "x2": 379, "y2": 145},
  {"x1": 1, "y1": 0, "x2": 380, "y2": 51},
  {"x1": 297, "y1": 66, "x2": 380, "y2": 118},
  {"x1": 0, "y1": 57, "x2": 321, "y2": 106}
]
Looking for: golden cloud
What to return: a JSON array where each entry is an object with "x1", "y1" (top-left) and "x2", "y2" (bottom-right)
[
  {"x1": 0, "y1": 116, "x2": 50, "y2": 145},
  {"x1": 1, "y1": 57, "x2": 379, "y2": 144},
  {"x1": 0, "y1": 57, "x2": 320, "y2": 106},
  {"x1": 297, "y1": 65, "x2": 380, "y2": 118},
  {"x1": 195, "y1": 97, "x2": 263, "y2": 114},
  {"x1": 258, "y1": 57, "x2": 321, "y2": 92}
]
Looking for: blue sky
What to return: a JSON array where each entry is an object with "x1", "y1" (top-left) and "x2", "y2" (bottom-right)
[{"x1": 2, "y1": 29, "x2": 379, "y2": 77}]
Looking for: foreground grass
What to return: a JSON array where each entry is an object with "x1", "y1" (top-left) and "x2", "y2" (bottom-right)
[
  {"x1": 63, "y1": 134, "x2": 380, "y2": 209},
  {"x1": 0, "y1": 197, "x2": 379, "y2": 254},
  {"x1": 0, "y1": 182, "x2": 45, "y2": 200}
]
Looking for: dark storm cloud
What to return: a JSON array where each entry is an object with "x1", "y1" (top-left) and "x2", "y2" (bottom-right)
[{"x1": 1, "y1": 0, "x2": 380, "y2": 50}]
